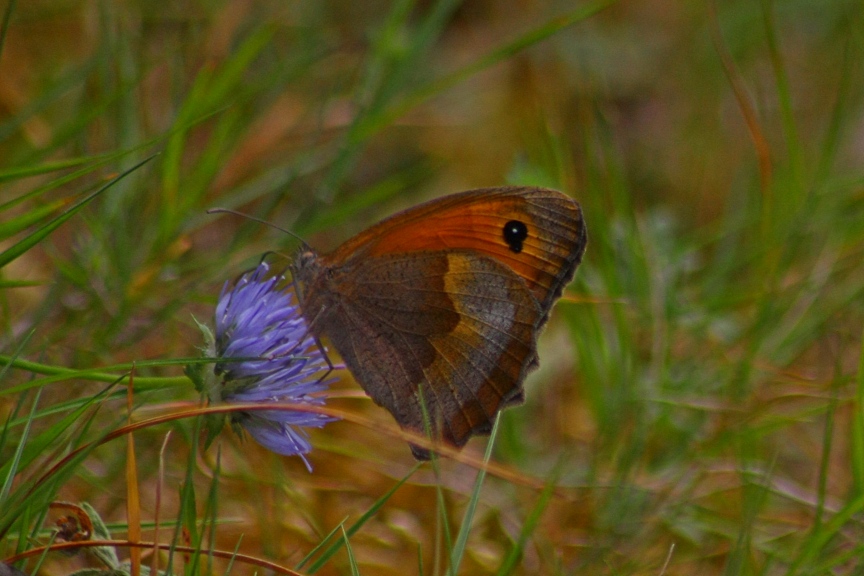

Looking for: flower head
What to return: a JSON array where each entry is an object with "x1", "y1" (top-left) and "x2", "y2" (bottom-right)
[{"x1": 196, "y1": 260, "x2": 335, "y2": 470}]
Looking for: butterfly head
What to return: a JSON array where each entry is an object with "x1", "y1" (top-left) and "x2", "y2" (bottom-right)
[
  {"x1": 290, "y1": 247, "x2": 319, "y2": 286},
  {"x1": 292, "y1": 248, "x2": 335, "y2": 316}
]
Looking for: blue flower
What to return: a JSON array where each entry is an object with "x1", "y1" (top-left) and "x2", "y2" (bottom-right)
[{"x1": 199, "y1": 260, "x2": 336, "y2": 470}]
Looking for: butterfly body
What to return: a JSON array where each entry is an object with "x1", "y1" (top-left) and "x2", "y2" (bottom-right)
[{"x1": 293, "y1": 186, "x2": 586, "y2": 458}]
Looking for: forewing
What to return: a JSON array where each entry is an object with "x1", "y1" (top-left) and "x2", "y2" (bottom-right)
[{"x1": 326, "y1": 186, "x2": 587, "y2": 322}]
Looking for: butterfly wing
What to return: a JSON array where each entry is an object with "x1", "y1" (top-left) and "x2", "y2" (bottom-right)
[
  {"x1": 303, "y1": 186, "x2": 586, "y2": 457},
  {"x1": 315, "y1": 251, "x2": 542, "y2": 457},
  {"x1": 328, "y1": 186, "x2": 587, "y2": 324}
]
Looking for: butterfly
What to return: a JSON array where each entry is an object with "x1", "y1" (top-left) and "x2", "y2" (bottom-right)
[{"x1": 292, "y1": 186, "x2": 587, "y2": 459}]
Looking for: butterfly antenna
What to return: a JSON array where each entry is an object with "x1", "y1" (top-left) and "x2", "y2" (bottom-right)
[{"x1": 207, "y1": 207, "x2": 311, "y2": 250}]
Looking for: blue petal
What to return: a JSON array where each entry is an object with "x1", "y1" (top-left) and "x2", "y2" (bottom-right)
[{"x1": 211, "y1": 261, "x2": 338, "y2": 467}]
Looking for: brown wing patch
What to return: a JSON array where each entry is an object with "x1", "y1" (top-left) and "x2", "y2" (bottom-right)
[
  {"x1": 315, "y1": 251, "x2": 542, "y2": 458},
  {"x1": 424, "y1": 253, "x2": 540, "y2": 449}
]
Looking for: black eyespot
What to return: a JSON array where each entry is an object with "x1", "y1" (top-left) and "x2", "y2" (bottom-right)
[{"x1": 503, "y1": 220, "x2": 528, "y2": 254}]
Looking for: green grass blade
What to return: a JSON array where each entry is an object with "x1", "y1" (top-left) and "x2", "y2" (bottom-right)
[
  {"x1": 166, "y1": 413, "x2": 204, "y2": 575},
  {"x1": 0, "y1": 377, "x2": 122, "y2": 499},
  {"x1": 0, "y1": 337, "x2": 29, "y2": 455},
  {"x1": 0, "y1": 401, "x2": 119, "y2": 538},
  {"x1": 0, "y1": 387, "x2": 41, "y2": 510},
  {"x1": 0, "y1": 355, "x2": 193, "y2": 398},
  {"x1": 0, "y1": 156, "x2": 111, "y2": 185},
  {"x1": 295, "y1": 517, "x2": 349, "y2": 570},
  {"x1": 449, "y1": 414, "x2": 501, "y2": 574},
  {"x1": 341, "y1": 525, "x2": 361, "y2": 576},
  {"x1": 204, "y1": 447, "x2": 223, "y2": 576},
  {"x1": 0, "y1": 153, "x2": 156, "y2": 269},
  {"x1": 0, "y1": 0, "x2": 16, "y2": 62},
  {"x1": 305, "y1": 463, "x2": 421, "y2": 573},
  {"x1": 761, "y1": 0, "x2": 802, "y2": 187},
  {"x1": 808, "y1": 377, "x2": 839, "y2": 564},
  {"x1": 852, "y1": 328, "x2": 864, "y2": 494},
  {"x1": 0, "y1": 280, "x2": 47, "y2": 289},
  {"x1": 0, "y1": 200, "x2": 64, "y2": 240},
  {"x1": 496, "y1": 478, "x2": 556, "y2": 576},
  {"x1": 786, "y1": 493, "x2": 864, "y2": 575},
  {"x1": 161, "y1": 26, "x2": 274, "y2": 238},
  {"x1": 436, "y1": 479, "x2": 453, "y2": 576}
]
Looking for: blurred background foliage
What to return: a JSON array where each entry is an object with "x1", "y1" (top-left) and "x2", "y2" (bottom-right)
[{"x1": 2, "y1": 0, "x2": 864, "y2": 574}]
